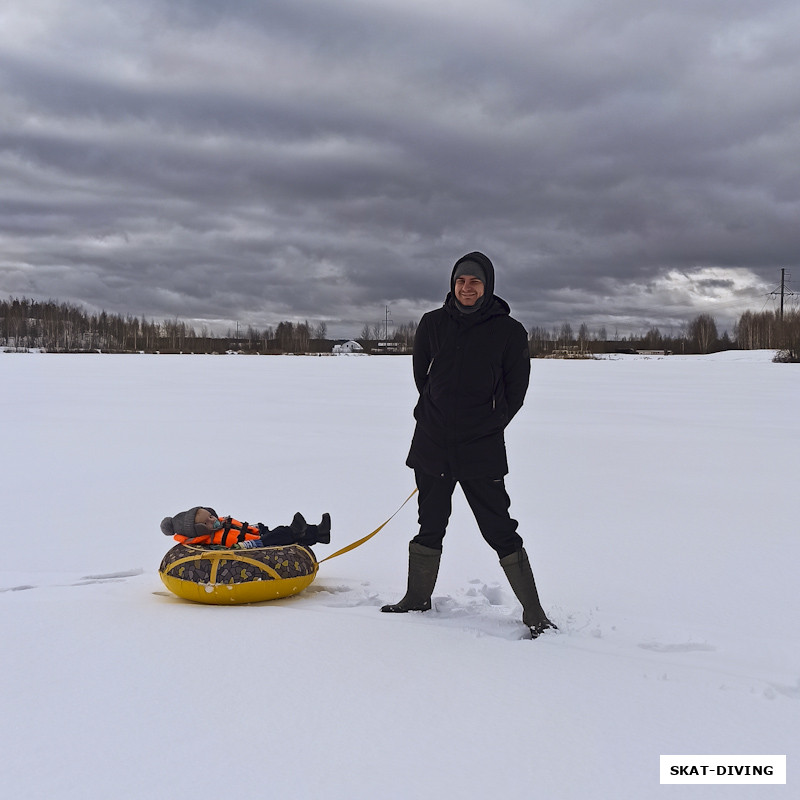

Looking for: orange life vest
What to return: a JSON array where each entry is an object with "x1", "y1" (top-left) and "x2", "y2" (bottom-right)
[{"x1": 174, "y1": 517, "x2": 261, "y2": 548}]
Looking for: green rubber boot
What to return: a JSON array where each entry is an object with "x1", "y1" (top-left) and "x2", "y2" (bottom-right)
[
  {"x1": 500, "y1": 547, "x2": 557, "y2": 639},
  {"x1": 381, "y1": 542, "x2": 442, "y2": 613}
]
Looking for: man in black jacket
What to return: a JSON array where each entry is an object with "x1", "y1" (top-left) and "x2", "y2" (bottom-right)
[{"x1": 381, "y1": 252, "x2": 556, "y2": 638}]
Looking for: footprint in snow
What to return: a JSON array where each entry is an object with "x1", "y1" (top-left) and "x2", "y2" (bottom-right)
[
  {"x1": 765, "y1": 678, "x2": 800, "y2": 700},
  {"x1": 1, "y1": 569, "x2": 144, "y2": 593},
  {"x1": 74, "y1": 568, "x2": 145, "y2": 585},
  {"x1": 638, "y1": 642, "x2": 716, "y2": 653}
]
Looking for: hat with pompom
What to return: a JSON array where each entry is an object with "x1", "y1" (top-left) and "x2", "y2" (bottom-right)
[{"x1": 160, "y1": 506, "x2": 218, "y2": 538}]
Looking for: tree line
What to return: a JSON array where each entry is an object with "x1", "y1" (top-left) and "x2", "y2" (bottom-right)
[
  {"x1": 2, "y1": 296, "x2": 798, "y2": 360},
  {"x1": 529, "y1": 310, "x2": 800, "y2": 361},
  {"x1": 0, "y1": 297, "x2": 331, "y2": 354}
]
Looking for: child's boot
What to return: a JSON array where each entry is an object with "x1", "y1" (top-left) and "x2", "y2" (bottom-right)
[
  {"x1": 299, "y1": 513, "x2": 331, "y2": 545},
  {"x1": 290, "y1": 512, "x2": 307, "y2": 537}
]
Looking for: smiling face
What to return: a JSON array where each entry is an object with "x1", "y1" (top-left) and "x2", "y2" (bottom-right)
[{"x1": 454, "y1": 274, "x2": 485, "y2": 306}]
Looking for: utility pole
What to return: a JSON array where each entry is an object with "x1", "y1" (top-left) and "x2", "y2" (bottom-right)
[
  {"x1": 780, "y1": 268, "x2": 785, "y2": 321},
  {"x1": 769, "y1": 269, "x2": 794, "y2": 321},
  {"x1": 383, "y1": 305, "x2": 393, "y2": 340}
]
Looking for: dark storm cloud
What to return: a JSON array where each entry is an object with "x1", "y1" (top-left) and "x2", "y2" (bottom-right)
[{"x1": 2, "y1": 0, "x2": 799, "y2": 337}]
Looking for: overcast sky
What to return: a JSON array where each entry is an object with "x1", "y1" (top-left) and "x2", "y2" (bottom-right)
[{"x1": 2, "y1": 0, "x2": 799, "y2": 339}]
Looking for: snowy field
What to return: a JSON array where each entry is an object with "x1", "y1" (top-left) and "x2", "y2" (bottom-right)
[{"x1": 1, "y1": 350, "x2": 797, "y2": 799}]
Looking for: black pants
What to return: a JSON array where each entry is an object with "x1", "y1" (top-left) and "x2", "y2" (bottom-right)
[
  {"x1": 412, "y1": 469, "x2": 523, "y2": 559},
  {"x1": 259, "y1": 526, "x2": 298, "y2": 546}
]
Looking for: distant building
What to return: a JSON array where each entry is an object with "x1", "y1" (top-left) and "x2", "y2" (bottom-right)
[
  {"x1": 332, "y1": 340, "x2": 364, "y2": 354},
  {"x1": 371, "y1": 340, "x2": 409, "y2": 354},
  {"x1": 544, "y1": 346, "x2": 592, "y2": 359}
]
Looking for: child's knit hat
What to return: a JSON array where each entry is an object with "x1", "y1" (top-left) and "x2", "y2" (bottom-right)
[{"x1": 160, "y1": 507, "x2": 217, "y2": 538}]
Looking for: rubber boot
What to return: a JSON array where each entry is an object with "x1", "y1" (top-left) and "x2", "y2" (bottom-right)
[
  {"x1": 290, "y1": 512, "x2": 307, "y2": 537},
  {"x1": 315, "y1": 512, "x2": 331, "y2": 544},
  {"x1": 500, "y1": 547, "x2": 557, "y2": 639},
  {"x1": 299, "y1": 513, "x2": 331, "y2": 545},
  {"x1": 381, "y1": 542, "x2": 441, "y2": 613}
]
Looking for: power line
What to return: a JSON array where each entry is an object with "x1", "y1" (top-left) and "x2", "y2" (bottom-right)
[{"x1": 768, "y1": 269, "x2": 796, "y2": 320}]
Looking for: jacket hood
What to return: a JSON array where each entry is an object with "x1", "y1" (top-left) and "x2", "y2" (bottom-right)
[
  {"x1": 449, "y1": 251, "x2": 495, "y2": 300},
  {"x1": 445, "y1": 251, "x2": 507, "y2": 322}
]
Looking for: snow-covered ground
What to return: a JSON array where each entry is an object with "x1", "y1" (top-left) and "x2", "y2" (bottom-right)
[{"x1": 1, "y1": 350, "x2": 797, "y2": 799}]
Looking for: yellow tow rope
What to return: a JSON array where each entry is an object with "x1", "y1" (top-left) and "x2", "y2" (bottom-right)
[{"x1": 319, "y1": 488, "x2": 418, "y2": 564}]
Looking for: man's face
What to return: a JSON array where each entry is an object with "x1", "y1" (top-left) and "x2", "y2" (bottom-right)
[{"x1": 454, "y1": 274, "x2": 485, "y2": 306}]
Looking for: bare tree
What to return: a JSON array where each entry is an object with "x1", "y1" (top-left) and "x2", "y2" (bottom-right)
[
  {"x1": 528, "y1": 326, "x2": 552, "y2": 356},
  {"x1": 687, "y1": 314, "x2": 718, "y2": 354},
  {"x1": 577, "y1": 323, "x2": 590, "y2": 352}
]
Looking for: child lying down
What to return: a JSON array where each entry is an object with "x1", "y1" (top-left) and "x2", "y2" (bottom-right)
[{"x1": 160, "y1": 506, "x2": 331, "y2": 549}]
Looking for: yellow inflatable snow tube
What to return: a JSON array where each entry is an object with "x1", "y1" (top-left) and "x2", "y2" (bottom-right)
[{"x1": 159, "y1": 542, "x2": 318, "y2": 604}]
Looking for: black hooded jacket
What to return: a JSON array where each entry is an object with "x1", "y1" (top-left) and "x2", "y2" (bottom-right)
[{"x1": 406, "y1": 252, "x2": 530, "y2": 479}]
